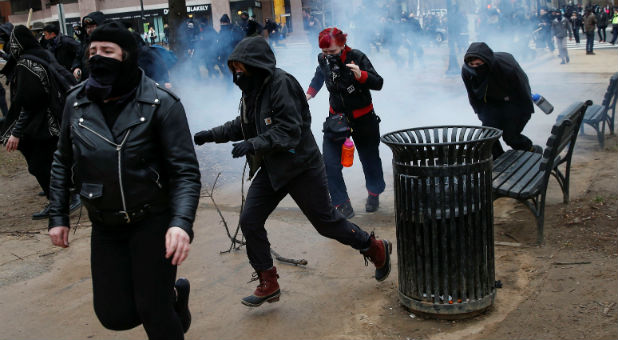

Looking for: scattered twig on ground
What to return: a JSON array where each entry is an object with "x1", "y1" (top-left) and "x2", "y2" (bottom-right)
[
  {"x1": 551, "y1": 261, "x2": 591, "y2": 265},
  {"x1": 504, "y1": 233, "x2": 520, "y2": 243},
  {"x1": 0, "y1": 230, "x2": 40, "y2": 234},
  {"x1": 202, "y1": 166, "x2": 307, "y2": 266},
  {"x1": 270, "y1": 248, "x2": 308, "y2": 266},
  {"x1": 10, "y1": 252, "x2": 23, "y2": 260},
  {"x1": 495, "y1": 241, "x2": 523, "y2": 247}
]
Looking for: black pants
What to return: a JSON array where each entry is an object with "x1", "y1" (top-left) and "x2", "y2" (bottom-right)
[
  {"x1": 610, "y1": 25, "x2": 618, "y2": 44},
  {"x1": 478, "y1": 106, "x2": 532, "y2": 159},
  {"x1": 573, "y1": 27, "x2": 580, "y2": 43},
  {"x1": 240, "y1": 166, "x2": 371, "y2": 272},
  {"x1": 586, "y1": 31, "x2": 595, "y2": 52},
  {"x1": 18, "y1": 136, "x2": 58, "y2": 198},
  {"x1": 90, "y1": 210, "x2": 184, "y2": 340},
  {"x1": 598, "y1": 27, "x2": 607, "y2": 41}
]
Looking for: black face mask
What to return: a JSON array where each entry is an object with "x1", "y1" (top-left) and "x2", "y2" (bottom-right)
[
  {"x1": 85, "y1": 55, "x2": 123, "y2": 102},
  {"x1": 233, "y1": 71, "x2": 252, "y2": 92}
]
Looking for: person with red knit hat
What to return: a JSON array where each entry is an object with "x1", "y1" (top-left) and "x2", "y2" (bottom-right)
[{"x1": 306, "y1": 27, "x2": 385, "y2": 219}]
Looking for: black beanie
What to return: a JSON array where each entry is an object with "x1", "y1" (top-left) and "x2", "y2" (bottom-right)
[
  {"x1": 220, "y1": 14, "x2": 231, "y2": 24},
  {"x1": 89, "y1": 22, "x2": 138, "y2": 59}
]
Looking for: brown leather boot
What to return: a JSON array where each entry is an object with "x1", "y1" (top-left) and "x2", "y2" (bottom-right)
[
  {"x1": 241, "y1": 266, "x2": 281, "y2": 307},
  {"x1": 361, "y1": 232, "x2": 392, "y2": 282}
]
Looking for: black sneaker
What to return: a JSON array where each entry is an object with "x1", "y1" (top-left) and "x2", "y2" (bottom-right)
[
  {"x1": 365, "y1": 194, "x2": 379, "y2": 213},
  {"x1": 32, "y1": 204, "x2": 50, "y2": 220},
  {"x1": 531, "y1": 145, "x2": 543, "y2": 154},
  {"x1": 174, "y1": 278, "x2": 191, "y2": 333},
  {"x1": 37, "y1": 191, "x2": 46, "y2": 197},
  {"x1": 69, "y1": 194, "x2": 82, "y2": 213},
  {"x1": 335, "y1": 201, "x2": 354, "y2": 219}
]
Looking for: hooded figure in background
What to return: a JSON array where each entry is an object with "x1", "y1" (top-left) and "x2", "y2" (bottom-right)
[
  {"x1": 193, "y1": 36, "x2": 392, "y2": 308},
  {"x1": 131, "y1": 30, "x2": 172, "y2": 88},
  {"x1": 71, "y1": 11, "x2": 105, "y2": 81},
  {"x1": 47, "y1": 22, "x2": 200, "y2": 340},
  {"x1": 461, "y1": 42, "x2": 541, "y2": 159},
  {"x1": 1, "y1": 25, "x2": 81, "y2": 219},
  {"x1": 0, "y1": 22, "x2": 14, "y2": 118}
]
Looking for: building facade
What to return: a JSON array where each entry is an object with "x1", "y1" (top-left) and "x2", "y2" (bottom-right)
[{"x1": 6, "y1": 0, "x2": 308, "y2": 43}]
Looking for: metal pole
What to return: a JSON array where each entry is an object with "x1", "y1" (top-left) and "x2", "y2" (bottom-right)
[
  {"x1": 58, "y1": 3, "x2": 67, "y2": 35},
  {"x1": 140, "y1": 0, "x2": 146, "y2": 33}
]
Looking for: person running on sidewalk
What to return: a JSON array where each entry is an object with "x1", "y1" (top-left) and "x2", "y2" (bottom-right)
[
  {"x1": 47, "y1": 23, "x2": 201, "y2": 340},
  {"x1": 306, "y1": 27, "x2": 385, "y2": 218},
  {"x1": 461, "y1": 42, "x2": 542, "y2": 159},
  {"x1": 193, "y1": 36, "x2": 392, "y2": 308}
]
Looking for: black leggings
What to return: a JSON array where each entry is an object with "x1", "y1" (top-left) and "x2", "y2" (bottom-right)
[
  {"x1": 18, "y1": 136, "x2": 58, "y2": 198},
  {"x1": 90, "y1": 210, "x2": 184, "y2": 340}
]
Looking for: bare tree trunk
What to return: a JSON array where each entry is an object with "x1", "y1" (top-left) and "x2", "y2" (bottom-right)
[
  {"x1": 168, "y1": 0, "x2": 187, "y2": 57},
  {"x1": 445, "y1": 0, "x2": 459, "y2": 75}
]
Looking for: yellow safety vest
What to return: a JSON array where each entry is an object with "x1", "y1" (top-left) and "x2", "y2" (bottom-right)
[{"x1": 613, "y1": 14, "x2": 618, "y2": 25}]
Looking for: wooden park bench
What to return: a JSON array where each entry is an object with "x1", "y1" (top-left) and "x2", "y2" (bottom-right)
[
  {"x1": 559, "y1": 73, "x2": 618, "y2": 148},
  {"x1": 492, "y1": 101, "x2": 590, "y2": 244}
]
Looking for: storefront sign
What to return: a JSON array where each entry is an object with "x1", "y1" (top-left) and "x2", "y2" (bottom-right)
[{"x1": 163, "y1": 4, "x2": 210, "y2": 15}]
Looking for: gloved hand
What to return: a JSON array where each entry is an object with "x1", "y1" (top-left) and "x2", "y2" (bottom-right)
[
  {"x1": 231, "y1": 141, "x2": 254, "y2": 158},
  {"x1": 193, "y1": 130, "x2": 214, "y2": 145}
]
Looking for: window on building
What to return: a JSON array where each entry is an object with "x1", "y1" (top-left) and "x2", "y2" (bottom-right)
[{"x1": 11, "y1": 0, "x2": 42, "y2": 14}]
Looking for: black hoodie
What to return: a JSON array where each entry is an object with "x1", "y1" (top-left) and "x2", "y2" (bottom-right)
[
  {"x1": 208, "y1": 36, "x2": 322, "y2": 190},
  {"x1": 461, "y1": 42, "x2": 534, "y2": 117}
]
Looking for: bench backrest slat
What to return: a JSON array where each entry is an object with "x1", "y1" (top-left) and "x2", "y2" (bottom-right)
[
  {"x1": 539, "y1": 102, "x2": 588, "y2": 172},
  {"x1": 602, "y1": 73, "x2": 618, "y2": 108}
]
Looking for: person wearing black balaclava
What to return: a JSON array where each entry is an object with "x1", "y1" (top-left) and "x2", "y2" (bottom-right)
[
  {"x1": 193, "y1": 36, "x2": 391, "y2": 308},
  {"x1": 462, "y1": 42, "x2": 542, "y2": 159},
  {"x1": 71, "y1": 11, "x2": 105, "y2": 81},
  {"x1": 47, "y1": 22, "x2": 201, "y2": 340},
  {"x1": 0, "y1": 25, "x2": 81, "y2": 219}
]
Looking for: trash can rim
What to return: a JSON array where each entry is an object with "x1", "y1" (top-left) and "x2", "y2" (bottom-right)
[{"x1": 380, "y1": 125, "x2": 502, "y2": 147}]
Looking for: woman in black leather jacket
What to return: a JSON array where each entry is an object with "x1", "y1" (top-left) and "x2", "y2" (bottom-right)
[{"x1": 47, "y1": 23, "x2": 201, "y2": 340}]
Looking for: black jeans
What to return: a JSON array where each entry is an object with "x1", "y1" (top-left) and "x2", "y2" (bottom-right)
[
  {"x1": 322, "y1": 112, "x2": 386, "y2": 206},
  {"x1": 478, "y1": 106, "x2": 533, "y2": 159},
  {"x1": 18, "y1": 136, "x2": 58, "y2": 198},
  {"x1": 90, "y1": 210, "x2": 184, "y2": 340},
  {"x1": 240, "y1": 166, "x2": 371, "y2": 272},
  {"x1": 611, "y1": 25, "x2": 618, "y2": 44},
  {"x1": 586, "y1": 31, "x2": 595, "y2": 52},
  {"x1": 598, "y1": 26, "x2": 607, "y2": 41}
]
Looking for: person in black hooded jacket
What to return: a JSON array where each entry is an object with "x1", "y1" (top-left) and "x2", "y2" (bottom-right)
[
  {"x1": 193, "y1": 36, "x2": 392, "y2": 308},
  {"x1": 1, "y1": 25, "x2": 81, "y2": 219},
  {"x1": 461, "y1": 42, "x2": 541, "y2": 159},
  {"x1": 71, "y1": 11, "x2": 105, "y2": 81}
]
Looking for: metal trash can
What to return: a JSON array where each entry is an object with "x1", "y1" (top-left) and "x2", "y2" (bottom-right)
[{"x1": 381, "y1": 126, "x2": 502, "y2": 319}]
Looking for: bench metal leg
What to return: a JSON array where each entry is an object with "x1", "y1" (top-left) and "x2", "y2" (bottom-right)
[
  {"x1": 517, "y1": 194, "x2": 546, "y2": 245},
  {"x1": 551, "y1": 167, "x2": 570, "y2": 204}
]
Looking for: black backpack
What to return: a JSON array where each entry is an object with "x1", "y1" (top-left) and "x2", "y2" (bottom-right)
[{"x1": 20, "y1": 53, "x2": 77, "y2": 122}]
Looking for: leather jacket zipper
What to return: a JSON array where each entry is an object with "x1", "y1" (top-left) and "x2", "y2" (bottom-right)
[
  {"x1": 79, "y1": 122, "x2": 132, "y2": 217},
  {"x1": 148, "y1": 166, "x2": 163, "y2": 188}
]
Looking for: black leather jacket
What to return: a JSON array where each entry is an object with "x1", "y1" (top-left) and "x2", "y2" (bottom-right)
[{"x1": 48, "y1": 74, "x2": 201, "y2": 239}]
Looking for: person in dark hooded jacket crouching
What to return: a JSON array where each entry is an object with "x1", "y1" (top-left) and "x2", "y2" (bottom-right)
[
  {"x1": 193, "y1": 36, "x2": 392, "y2": 307},
  {"x1": 461, "y1": 42, "x2": 542, "y2": 159}
]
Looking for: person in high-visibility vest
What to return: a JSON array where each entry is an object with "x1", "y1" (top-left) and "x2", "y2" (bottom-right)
[{"x1": 610, "y1": 8, "x2": 618, "y2": 45}]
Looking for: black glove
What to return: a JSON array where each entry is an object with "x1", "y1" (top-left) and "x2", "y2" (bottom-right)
[
  {"x1": 193, "y1": 130, "x2": 214, "y2": 145},
  {"x1": 231, "y1": 141, "x2": 254, "y2": 158}
]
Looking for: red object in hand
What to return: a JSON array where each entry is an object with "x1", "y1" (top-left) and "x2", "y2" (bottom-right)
[{"x1": 341, "y1": 137, "x2": 354, "y2": 167}]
